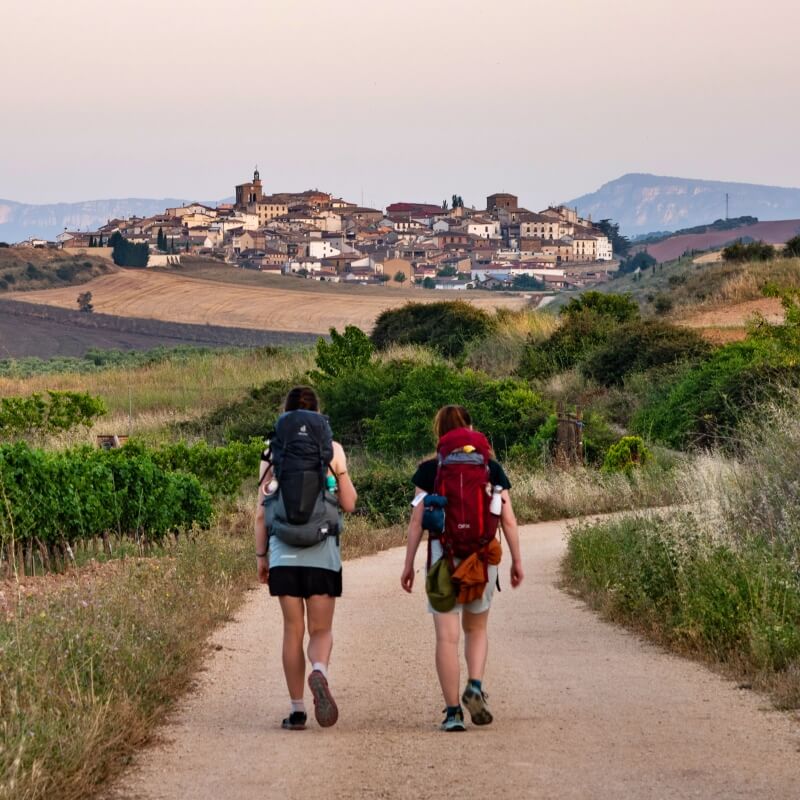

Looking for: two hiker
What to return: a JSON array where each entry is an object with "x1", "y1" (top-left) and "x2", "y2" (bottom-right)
[{"x1": 256, "y1": 389, "x2": 523, "y2": 732}]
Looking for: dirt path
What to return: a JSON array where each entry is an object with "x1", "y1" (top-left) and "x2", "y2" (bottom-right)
[{"x1": 114, "y1": 521, "x2": 800, "y2": 800}]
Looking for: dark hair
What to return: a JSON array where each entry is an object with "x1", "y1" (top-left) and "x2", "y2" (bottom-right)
[
  {"x1": 433, "y1": 405, "x2": 472, "y2": 439},
  {"x1": 284, "y1": 386, "x2": 320, "y2": 412}
]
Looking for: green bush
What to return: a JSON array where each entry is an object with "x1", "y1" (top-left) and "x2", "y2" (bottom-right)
[
  {"x1": 565, "y1": 513, "x2": 800, "y2": 678},
  {"x1": 365, "y1": 363, "x2": 551, "y2": 456},
  {"x1": 314, "y1": 326, "x2": 374, "y2": 377},
  {"x1": 317, "y1": 361, "x2": 415, "y2": 447},
  {"x1": 722, "y1": 240, "x2": 775, "y2": 262},
  {"x1": 632, "y1": 338, "x2": 800, "y2": 449},
  {"x1": 581, "y1": 320, "x2": 711, "y2": 387},
  {"x1": 0, "y1": 391, "x2": 106, "y2": 441},
  {"x1": 153, "y1": 439, "x2": 262, "y2": 499},
  {"x1": 518, "y1": 309, "x2": 618, "y2": 380},
  {"x1": 602, "y1": 436, "x2": 652, "y2": 474},
  {"x1": 350, "y1": 460, "x2": 414, "y2": 526},
  {"x1": 785, "y1": 235, "x2": 800, "y2": 258},
  {"x1": 370, "y1": 301, "x2": 495, "y2": 357},
  {"x1": 178, "y1": 377, "x2": 296, "y2": 443},
  {"x1": 0, "y1": 442, "x2": 213, "y2": 550},
  {"x1": 560, "y1": 291, "x2": 640, "y2": 323}
]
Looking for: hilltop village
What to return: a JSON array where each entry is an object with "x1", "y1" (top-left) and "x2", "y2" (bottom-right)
[{"x1": 48, "y1": 170, "x2": 617, "y2": 292}]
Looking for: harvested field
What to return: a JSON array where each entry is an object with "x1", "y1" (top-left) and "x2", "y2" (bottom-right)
[
  {"x1": 644, "y1": 219, "x2": 800, "y2": 263},
  {"x1": 677, "y1": 297, "x2": 784, "y2": 330},
  {"x1": 0, "y1": 298, "x2": 317, "y2": 359},
  {"x1": 14, "y1": 269, "x2": 526, "y2": 334}
]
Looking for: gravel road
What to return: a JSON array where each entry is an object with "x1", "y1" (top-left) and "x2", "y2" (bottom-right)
[{"x1": 114, "y1": 521, "x2": 800, "y2": 800}]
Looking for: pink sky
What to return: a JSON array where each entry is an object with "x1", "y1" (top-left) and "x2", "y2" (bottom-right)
[{"x1": 1, "y1": 0, "x2": 799, "y2": 209}]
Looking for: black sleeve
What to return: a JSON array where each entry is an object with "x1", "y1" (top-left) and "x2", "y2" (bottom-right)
[
  {"x1": 411, "y1": 459, "x2": 438, "y2": 494},
  {"x1": 488, "y1": 460, "x2": 512, "y2": 490}
]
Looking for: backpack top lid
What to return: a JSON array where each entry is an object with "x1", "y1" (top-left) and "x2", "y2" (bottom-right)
[
  {"x1": 437, "y1": 427, "x2": 491, "y2": 463},
  {"x1": 271, "y1": 409, "x2": 334, "y2": 479}
]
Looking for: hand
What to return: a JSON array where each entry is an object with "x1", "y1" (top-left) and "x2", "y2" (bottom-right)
[
  {"x1": 257, "y1": 556, "x2": 269, "y2": 585},
  {"x1": 401, "y1": 564, "x2": 415, "y2": 593},
  {"x1": 510, "y1": 559, "x2": 524, "y2": 588}
]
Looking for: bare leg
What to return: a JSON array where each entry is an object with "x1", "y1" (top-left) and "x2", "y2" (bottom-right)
[
  {"x1": 433, "y1": 613, "x2": 461, "y2": 707},
  {"x1": 462, "y1": 609, "x2": 490, "y2": 682},
  {"x1": 306, "y1": 595, "x2": 336, "y2": 669},
  {"x1": 278, "y1": 596, "x2": 306, "y2": 700}
]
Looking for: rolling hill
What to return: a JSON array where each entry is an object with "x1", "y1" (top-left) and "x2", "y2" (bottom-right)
[
  {"x1": 0, "y1": 197, "x2": 226, "y2": 243},
  {"x1": 566, "y1": 173, "x2": 800, "y2": 236}
]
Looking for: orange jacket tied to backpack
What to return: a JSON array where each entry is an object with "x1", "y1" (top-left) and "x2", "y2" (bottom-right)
[{"x1": 433, "y1": 427, "x2": 503, "y2": 603}]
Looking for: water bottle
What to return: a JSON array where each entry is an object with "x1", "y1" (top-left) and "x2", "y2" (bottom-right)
[
  {"x1": 325, "y1": 474, "x2": 337, "y2": 494},
  {"x1": 264, "y1": 478, "x2": 279, "y2": 496},
  {"x1": 489, "y1": 485, "x2": 503, "y2": 516}
]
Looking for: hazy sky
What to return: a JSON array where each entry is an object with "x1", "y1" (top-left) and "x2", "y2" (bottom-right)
[{"x1": 2, "y1": 0, "x2": 799, "y2": 209}]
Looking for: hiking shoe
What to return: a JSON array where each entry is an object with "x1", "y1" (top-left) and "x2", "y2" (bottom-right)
[
  {"x1": 281, "y1": 711, "x2": 307, "y2": 730},
  {"x1": 462, "y1": 685, "x2": 493, "y2": 726},
  {"x1": 308, "y1": 670, "x2": 339, "y2": 727},
  {"x1": 440, "y1": 707, "x2": 466, "y2": 732}
]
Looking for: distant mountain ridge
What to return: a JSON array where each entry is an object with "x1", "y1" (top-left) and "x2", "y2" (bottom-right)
[
  {"x1": 0, "y1": 197, "x2": 228, "y2": 243},
  {"x1": 565, "y1": 173, "x2": 800, "y2": 236}
]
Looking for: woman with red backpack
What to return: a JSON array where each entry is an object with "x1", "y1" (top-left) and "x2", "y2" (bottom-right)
[
  {"x1": 400, "y1": 405, "x2": 524, "y2": 731},
  {"x1": 255, "y1": 386, "x2": 357, "y2": 731}
]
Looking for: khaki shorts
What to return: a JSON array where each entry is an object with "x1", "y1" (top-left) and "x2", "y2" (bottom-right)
[{"x1": 426, "y1": 549, "x2": 499, "y2": 615}]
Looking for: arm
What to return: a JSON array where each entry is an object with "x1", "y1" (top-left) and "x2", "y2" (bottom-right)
[
  {"x1": 331, "y1": 442, "x2": 357, "y2": 513},
  {"x1": 401, "y1": 490, "x2": 426, "y2": 593},
  {"x1": 254, "y1": 461, "x2": 270, "y2": 584},
  {"x1": 500, "y1": 490, "x2": 524, "y2": 588}
]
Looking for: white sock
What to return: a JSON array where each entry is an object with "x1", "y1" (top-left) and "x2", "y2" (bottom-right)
[
  {"x1": 291, "y1": 698, "x2": 306, "y2": 714},
  {"x1": 311, "y1": 661, "x2": 328, "y2": 679}
]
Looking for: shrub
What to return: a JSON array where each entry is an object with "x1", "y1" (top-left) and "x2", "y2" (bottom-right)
[
  {"x1": 370, "y1": 301, "x2": 495, "y2": 358},
  {"x1": 0, "y1": 390, "x2": 106, "y2": 441},
  {"x1": 722, "y1": 240, "x2": 775, "y2": 262},
  {"x1": 632, "y1": 338, "x2": 800, "y2": 449},
  {"x1": 565, "y1": 405, "x2": 800, "y2": 705},
  {"x1": 581, "y1": 320, "x2": 711, "y2": 387},
  {"x1": 365, "y1": 363, "x2": 551, "y2": 456},
  {"x1": 560, "y1": 291, "x2": 639, "y2": 323},
  {"x1": 350, "y1": 460, "x2": 415, "y2": 526},
  {"x1": 317, "y1": 361, "x2": 415, "y2": 447},
  {"x1": 518, "y1": 309, "x2": 617, "y2": 380},
  {"x1": 785, "y1": 235, "x2": 800, "y2": 258},
  {"x1": 314, "y1": 326, "x2": 374, "y2": 378},
  {"x1": 653, "y1": 294, "x2": 673, "y2": 315},
  {"x1": 178, "y1": 377, "x2": 296, "y2": 444},
  {"x1": 618, "y1": 251, "x2": 656, "y2": 275},
  {"x1": 602, "y1": 436, "x2": 652, "y2": 474}
]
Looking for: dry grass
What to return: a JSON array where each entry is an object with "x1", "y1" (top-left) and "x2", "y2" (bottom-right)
[
  {"x1": 0, "y1": 485, "x2": 410, "y2": 800},
  {"x1": 671, "y1": 256, "x2": 800, "y2": 314},
  {"x1": 507, "y1": 459, "x2": 684, "y2": 523},
  {"x1": 374, "y1": 344, "x2": 449, "y2": 366},
  {"x1": 13, "y1": 270, "x2": 525, "y2": 335},
  {"x1": 465, "y1": 309, "x2": 559, "y2": 376},
  {"x1": 0, "y1": 519, "x2": 253, "y2": 800},
  {"x1": 563, "y1": 397, "x2": 800, "y2": 710},
  {"x1": 0, "y1": 347, "x2": 314, "y2": 442}
]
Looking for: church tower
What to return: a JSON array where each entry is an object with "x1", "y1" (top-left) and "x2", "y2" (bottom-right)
[{"x1": 235, "y1": 166, "x2": 264, "y2": 210}]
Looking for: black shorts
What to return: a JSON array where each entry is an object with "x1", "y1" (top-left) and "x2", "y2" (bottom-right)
[{"x1": 268, "y1": 566, "x2": 342, "y2": 598}]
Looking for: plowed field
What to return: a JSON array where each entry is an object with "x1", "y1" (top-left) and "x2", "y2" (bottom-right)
[{"x1": 14, "y1": 270, "x2": 526, "y2": 334}]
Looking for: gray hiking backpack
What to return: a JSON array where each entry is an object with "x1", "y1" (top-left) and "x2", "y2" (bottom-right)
[{"x1": 262, "y1": 409, "x2": 342, "y2": 547}]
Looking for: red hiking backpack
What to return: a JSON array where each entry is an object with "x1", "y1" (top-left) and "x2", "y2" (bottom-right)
[{"x1": 434, "y1": 427, "x2": 500, "y2": 559}]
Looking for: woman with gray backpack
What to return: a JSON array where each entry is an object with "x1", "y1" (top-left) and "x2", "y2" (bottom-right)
[{"x1": 254, "y1": 386, "x2": 357, "y2": 730}]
